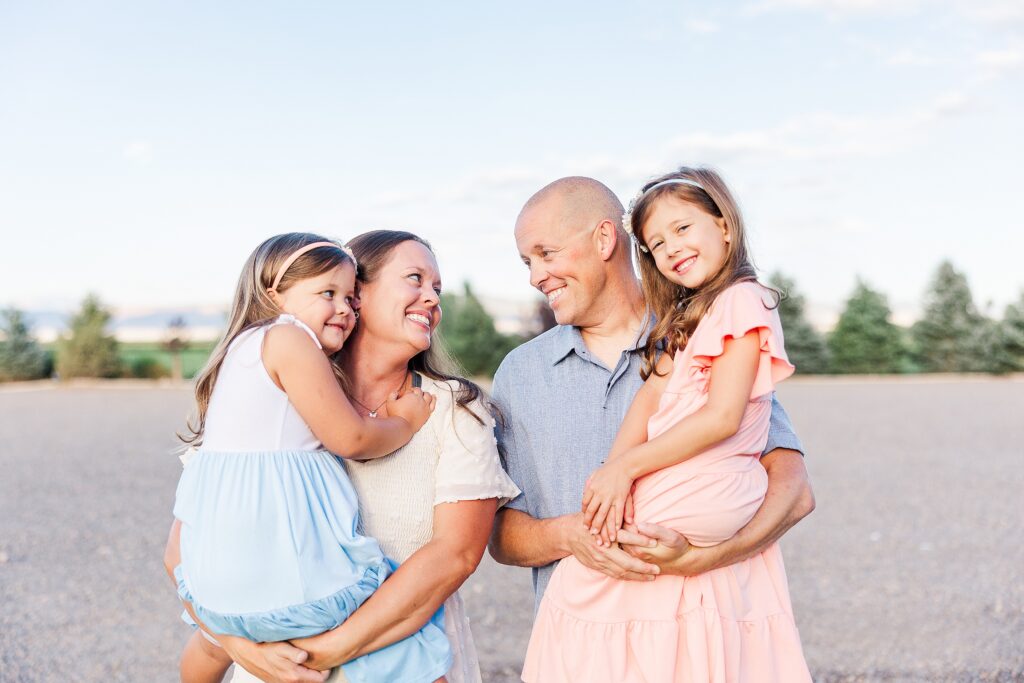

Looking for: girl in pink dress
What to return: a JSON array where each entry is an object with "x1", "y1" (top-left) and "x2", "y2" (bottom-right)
[{"x1": 522, "y1": 167, "x2": 811, "y2": 683}]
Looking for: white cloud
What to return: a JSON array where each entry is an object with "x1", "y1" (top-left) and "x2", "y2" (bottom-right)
[
  {"x1": 684, "y1": 19, "x2": 720, "y2": 34},
  {"x1": 888, "y1": 48, "x2": 939, "y2": 66},
  {"x1": 665, "y1": 91, "x2": 970, "y2": 166},
  {"x1": 122, "y1": 141, "x2": 153, "y2": 163},
  {"x1": 748, "y1": 0, "x2": 1023, "y2": 26},
  {"x1": 975, "y1": 47, "x2": 1024, "y2": 70},
  {"x1": 744, "y1": 0, "x2": 924, "y2": 17},
  {"x1": 956, "y1": 0, "x2": 1024, "y2": 26}
]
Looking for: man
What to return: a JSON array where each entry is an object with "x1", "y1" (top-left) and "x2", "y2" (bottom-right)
[{"x1": 489, "y1": 176, "x2": 814, "y2": 609}]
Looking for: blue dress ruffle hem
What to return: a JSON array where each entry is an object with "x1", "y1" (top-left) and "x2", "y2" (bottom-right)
[{"x1": 173, "y1": 449, "x2": 451, "y2": 683}]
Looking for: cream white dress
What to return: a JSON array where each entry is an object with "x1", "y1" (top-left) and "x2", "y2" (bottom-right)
[{"x1": 231, "y1": 375, "x2": 520, "y2": 683}]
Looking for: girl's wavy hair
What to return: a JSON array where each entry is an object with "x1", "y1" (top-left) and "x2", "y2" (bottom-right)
[
  {"x1": 630, "y1": 166, "x2": 779, "y2": 379},
  {"x1": 180, "y1": 232, "x2": 355, "y2": 445},
  {"x1": 346, "y1": 230, "x2": 490, "y2": 425}
]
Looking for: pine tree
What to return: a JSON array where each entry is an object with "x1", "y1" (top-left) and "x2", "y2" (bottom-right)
[
  {"x1": 439, "y1": 283, "x2": 521, "y2": 376},
  {"x1": 828, "y1": 279, "x2": 905, "y2": 374},
  {"x1": 0, "y1": 308, "x2": 49, "y2": 381},
  {"x1": 1001, "y1": 291, "x2": 1024, "y2": 367},
  {"x1": 56, "y1": 294, "x2": 122, "y2": 379},
  {"x1": 910, "y1": 261, "x2": 982, "y2": 372},
  {"x1": 768, "y1": 272, "x2": 830, "y2": 374},
  {"x1": 973, "y1": 316, "x2": 1021, "y2": 374}
]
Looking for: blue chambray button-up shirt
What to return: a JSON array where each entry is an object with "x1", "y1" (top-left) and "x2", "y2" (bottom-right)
[{"x1": 491, "y1": 322, "x2": 804, "y2": 608}]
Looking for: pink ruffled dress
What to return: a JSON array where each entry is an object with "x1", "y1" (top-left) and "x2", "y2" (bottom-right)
[{"x1": 522, "y1": 282, "x2": 811, "y2": 683}]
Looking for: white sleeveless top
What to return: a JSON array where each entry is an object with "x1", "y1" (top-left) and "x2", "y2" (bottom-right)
[{"x1": 202, "y1": 315, "x2": 322, "y2": 452}]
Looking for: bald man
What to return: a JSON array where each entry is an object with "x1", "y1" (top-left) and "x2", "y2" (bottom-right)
[{"x1": 488, "y1": 177, "x2": 815, "y2": 610}]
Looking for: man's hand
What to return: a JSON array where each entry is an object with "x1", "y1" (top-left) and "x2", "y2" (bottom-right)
[
  {"x1": 564, "y1": 513, "x2": 660, "y2": 581},
  {"x1": 616, "y1": 523, "x2": 717, "y2": 577},
  {"x1": 218, "y1": 635, "x2": 329, "y2": 683}
]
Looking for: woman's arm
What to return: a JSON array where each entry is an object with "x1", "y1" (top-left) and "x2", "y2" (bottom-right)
[
  {"x1": 583, "y1": 331, "x2": 762, "y2": 539},
  {"x1": 262, "y1": 324, "x2": 433, "y2": 459},
  {"x1": 291, "y1": 498, "x2": 498, "y2": 671}
]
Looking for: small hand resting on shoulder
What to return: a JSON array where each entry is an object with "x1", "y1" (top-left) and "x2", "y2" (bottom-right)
[
  {"x1": 262, "y1": 322, "x2": 435, "y2": 459},
  {"x1": 582, "y1": 329, "x2": 762, "y2": 544}
]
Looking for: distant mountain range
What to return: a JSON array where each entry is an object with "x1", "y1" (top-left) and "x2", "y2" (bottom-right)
[
  {"x1": 17, "y1": 299, "x2": 541, "y2": 343},
  {"x1": 16, "y1": 296, "x2": 875, "y2": 344},
  {"x1": 22, "y1": 308, "x2": 228, "y2": 343}
]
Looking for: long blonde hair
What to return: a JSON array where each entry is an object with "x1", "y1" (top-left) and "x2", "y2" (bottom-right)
[
  {"x1": 630, "y1": 166, "x2": 778, "y2": 379},
  {"x1": 180, "y1": 233, "x2": 355, "y2": 445}
]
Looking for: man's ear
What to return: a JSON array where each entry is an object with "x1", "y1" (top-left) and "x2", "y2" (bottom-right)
[{"x1": 595, "y1": 219, "x2": 618, "y2": 261}]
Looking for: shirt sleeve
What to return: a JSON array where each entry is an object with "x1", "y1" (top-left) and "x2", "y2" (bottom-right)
[
  {"x1": 763, "y1": 393, "x2": 805, "y2": 456},
  {"x1": 689, "y1": 283, "x2": 795, "y2": 400},
  {"x1": 433, "y1": 385, "x2": 521, "y2": 507},
  {"x1": 491, "y1": 362, "x2": 530, "y2": 513}
]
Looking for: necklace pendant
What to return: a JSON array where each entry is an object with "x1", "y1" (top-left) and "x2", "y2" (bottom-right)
[{"x1": 369, "y1": 410, "x2": 378, "y2": 418}]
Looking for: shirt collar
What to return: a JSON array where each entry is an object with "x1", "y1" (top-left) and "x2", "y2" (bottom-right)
[{"x1": 549, "y1": 313, "x2": 655, "y2": 366}]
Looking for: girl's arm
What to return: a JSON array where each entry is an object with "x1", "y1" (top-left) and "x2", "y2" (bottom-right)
[
  {"x1": 290, "y1": 498, "x2": 498, "y2": 671},
  {"x1": 603, "y1": 352, "x2": 674, "y2": 463},
  {"x1": 262, "y1": 324, "x2": 434, "y2": 460},
  {"x1": 590, "y1": 352, "x2": 673, "y2": 533},
  {"x1": 583, "y1": 330, "x2": 762, "y2": 539}
]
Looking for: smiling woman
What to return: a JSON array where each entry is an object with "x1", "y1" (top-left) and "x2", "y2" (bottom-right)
[
  {"x1": 165, "y1": 232, "x2": 453, "y2": 683},
  {"x1": 222, "y1": 230, "x2": 520, "y2": 683}
]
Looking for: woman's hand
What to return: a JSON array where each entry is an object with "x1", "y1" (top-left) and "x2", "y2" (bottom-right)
[
  {"x1": 581, "y1": 458, "x2": 635, "y2": 545},
  {"x1": 218, "y1": 635, "x2": 329, "y2": 683}
]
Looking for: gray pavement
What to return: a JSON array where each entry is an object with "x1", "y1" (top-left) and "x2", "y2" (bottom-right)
[{"x1": 0, "y1": 378, "x2": 1022, "y2": 682}]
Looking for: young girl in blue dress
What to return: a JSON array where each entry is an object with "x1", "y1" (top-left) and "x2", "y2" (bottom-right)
[{"x1": 171, "y1": 233, "x2": 451, "y2": 683}]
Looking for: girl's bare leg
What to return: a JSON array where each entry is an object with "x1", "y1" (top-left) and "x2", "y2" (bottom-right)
[{"x1": 180, "y1": 630, "x2": 233, "y2": 683}]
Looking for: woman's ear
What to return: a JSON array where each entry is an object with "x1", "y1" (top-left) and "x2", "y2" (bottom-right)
[{"x1": 266, "y1": 288, "x2": 282, "y2": 306}]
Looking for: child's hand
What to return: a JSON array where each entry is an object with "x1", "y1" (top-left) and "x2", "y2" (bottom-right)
[
  {"x1": 386, "y1": 387, "x2": 436, "y2": 431},
  {"x1": 581, "y1": 460, "x2": 634, "y2": 545}
]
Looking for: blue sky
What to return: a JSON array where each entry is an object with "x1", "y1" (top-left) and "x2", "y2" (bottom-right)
[{"x1": 2, "y1": 0, "x2": 1022, "y2": 325}]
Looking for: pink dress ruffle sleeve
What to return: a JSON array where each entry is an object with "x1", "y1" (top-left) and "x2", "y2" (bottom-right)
[{"x1": 522, "y1": 282, "x2": 811, "y2": 683}]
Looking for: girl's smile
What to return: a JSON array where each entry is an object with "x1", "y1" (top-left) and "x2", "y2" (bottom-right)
[
  {"x1": 641, "y1": 195, "x2": 730, "y2": 290},
  {"x1": 271, "y1": 261, "x2": 358, "y2": 353}
]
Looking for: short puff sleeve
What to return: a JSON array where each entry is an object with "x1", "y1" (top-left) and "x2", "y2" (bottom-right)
[
  {"x1": 688, "y1": 282, "x2": 795, "y2": 400},
  {"x1": 433, "y1": 386, "x2": 521, "y2": 508}
]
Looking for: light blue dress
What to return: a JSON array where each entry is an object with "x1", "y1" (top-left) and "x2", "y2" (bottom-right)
[{"x1": 173, "y1": 315, "x2": 451, "y2": 683}]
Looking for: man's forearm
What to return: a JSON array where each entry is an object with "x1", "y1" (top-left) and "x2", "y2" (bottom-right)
[
  {"x1": 704, "y1": 448, "x2": 814, "y2": 570},
  {"x1": 489, "y1": 508, "x2": 573, "y2": 567},
  {"x1": 659, "y1": 448, "x2": 814, "y2": 576}
]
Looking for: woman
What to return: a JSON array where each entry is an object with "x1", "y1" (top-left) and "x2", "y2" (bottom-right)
[{"x1": 166, "y1": 230, "x2": 519, "y2": 682}]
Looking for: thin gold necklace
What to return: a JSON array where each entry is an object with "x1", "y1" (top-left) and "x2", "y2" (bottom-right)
[{"x1": 351, "y1": 370, "x2": 410, "y2": 418}]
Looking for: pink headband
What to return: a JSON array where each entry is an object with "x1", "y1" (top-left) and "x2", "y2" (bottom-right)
[{"x1": 270, "y1": 241, "x2": 355, "y2": 291}]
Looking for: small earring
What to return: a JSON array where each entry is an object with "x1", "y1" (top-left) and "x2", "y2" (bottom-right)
[{"x1": 353, "y1": 311, "x2": 360, "y2": 320}]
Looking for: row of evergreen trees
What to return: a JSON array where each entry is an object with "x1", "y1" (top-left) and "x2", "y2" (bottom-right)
[
  {"x1": 772, "y1": 261, "x2": 1024, "y2": 374},
  {"x1": 0, "y1": 295, "x2": 122, "y2": 381},
  {"x1": 2, "y1": 261, "x2": 1022, "y2": 381}
]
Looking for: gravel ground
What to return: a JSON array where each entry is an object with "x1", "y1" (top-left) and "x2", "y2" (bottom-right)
[{"x1": 0, "y1": 377, "x2": 1022, "y2": 683}]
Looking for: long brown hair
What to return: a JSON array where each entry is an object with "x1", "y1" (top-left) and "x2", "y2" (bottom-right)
[
  {"x1": 181, "y1": 233, "x2": 355, "y2": 445},
  {"x1": 346, "y1": 230, "x2": 489, "y2": 425},
  {"x1": 630, "y1": 166, "x2": 778, "y2": 379}
]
